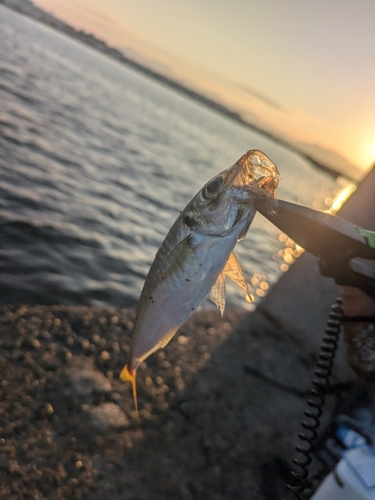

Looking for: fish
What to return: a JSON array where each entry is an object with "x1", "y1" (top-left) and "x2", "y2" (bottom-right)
[{"x1": 120, "y1": 150, "x2": 279, "y2": 410}]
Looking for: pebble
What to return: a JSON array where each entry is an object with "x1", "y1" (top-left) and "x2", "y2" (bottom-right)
[
  {"x1": 82, "y1": 403, "x2": 130, "y2": 432},
  {"x1": 100, "y1": 350, "x2": 111, "y2": 361},
  {"x1": 66, "y1": 356, "x2": 112, "y2": 396},
  {"x1": 45, "y1": 403, "x2": 54, "y2": 415},
  {"x1": 0, "y1": 304, "x2": 253, "y2": 499}
]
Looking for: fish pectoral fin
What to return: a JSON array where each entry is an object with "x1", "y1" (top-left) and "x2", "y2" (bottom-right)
[
  {"x1": 120, "y1": 365, "x2": 138, "y2": 412},
  {"x1": 210, "y1": 271, "x2": 226, "y2": 317},
  {"x1": 224, "y1": 252, "x2": 254, "y2": 303},
  {"x1": 210, "y1": 252, "x2": 253, "y2": 314}
]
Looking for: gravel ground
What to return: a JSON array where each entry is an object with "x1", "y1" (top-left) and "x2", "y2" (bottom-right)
[{"x1": 0, "y1": 304, "x2": 356, "y2": 499}]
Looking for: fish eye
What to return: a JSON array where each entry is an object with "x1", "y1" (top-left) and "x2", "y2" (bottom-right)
[{"x1": 203, "y1": 176, "x2": 223, "y2": 198}]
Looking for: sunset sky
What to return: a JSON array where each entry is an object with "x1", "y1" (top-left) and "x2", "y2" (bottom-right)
[{"x1": 35, "y1": 0, "x2": 375, "y2": 173}]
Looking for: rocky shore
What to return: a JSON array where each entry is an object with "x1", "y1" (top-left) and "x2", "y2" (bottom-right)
[{"x1": 0, "y1": 303, "x2": 360, "y2": 499}]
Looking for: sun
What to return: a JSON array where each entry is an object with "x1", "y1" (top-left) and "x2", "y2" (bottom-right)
[
  {"x1": 368, "y1": 142, "x2": 375, "y2": 167},
  {"x1": 356, "y1": 138, "x2": 375, "y2": 171}
]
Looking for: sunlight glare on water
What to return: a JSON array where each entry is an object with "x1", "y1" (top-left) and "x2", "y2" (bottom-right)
[{"x1": 328, "y1": 181, "x2": 357, "y2": 214}]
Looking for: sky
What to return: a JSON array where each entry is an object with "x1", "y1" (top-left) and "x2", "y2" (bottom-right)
[{"x1": 35, "y1": 0, "x2": 375, "y2": 174}]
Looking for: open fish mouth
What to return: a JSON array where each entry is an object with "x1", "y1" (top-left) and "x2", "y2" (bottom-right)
[{"x1": 218, "y1": 150, "x2": 278, "y2": 195}]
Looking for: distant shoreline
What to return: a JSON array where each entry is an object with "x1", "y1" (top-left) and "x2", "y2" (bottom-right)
[{"x1": 0, "y1": 0, "x2": 352, "y2": 180}]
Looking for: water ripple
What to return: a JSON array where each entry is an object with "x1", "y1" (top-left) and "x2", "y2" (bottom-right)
[{"x1": 0, "y1": 6, "x2": 338, "y2": 307}]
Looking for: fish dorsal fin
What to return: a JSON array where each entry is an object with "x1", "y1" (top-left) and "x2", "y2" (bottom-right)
[
  {"x1": 224, "y1": 252, "x2": 254, "y2": 303},
  {"x1": 210, "y1": 271, "x2": 226, "y2": 317}
]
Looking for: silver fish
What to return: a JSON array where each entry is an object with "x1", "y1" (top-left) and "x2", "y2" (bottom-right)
[{"x1": 121, "y1": 150, "x2": 279, "y2": 409}]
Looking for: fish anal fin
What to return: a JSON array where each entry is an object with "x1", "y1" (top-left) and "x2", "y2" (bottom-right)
[
  {"x1": 224, "y1": 252, "x2": 254, "y2": 303},
  {"x1": 210, "y1": 271, "x2": 226, "y2": 317},
  {"x1": 120, "y1": 365, "x2": 138, "y2": 412}
]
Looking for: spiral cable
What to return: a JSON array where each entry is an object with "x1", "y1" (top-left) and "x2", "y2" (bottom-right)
[{"x1": 287, "y1": 298, "x2": 343, "y2": 499}]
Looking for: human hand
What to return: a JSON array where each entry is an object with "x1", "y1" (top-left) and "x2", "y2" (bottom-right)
[
  {"x1": 340, "y1": 286, "x2": 375, "y2": 318},
  {"x1": 340, "y1": 286, "x2": 375, "y2": 400}
]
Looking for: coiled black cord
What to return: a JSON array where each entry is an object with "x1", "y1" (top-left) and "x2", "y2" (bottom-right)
[{"x1": 287, "y1": 298, "x2": 343, "y2": 499}]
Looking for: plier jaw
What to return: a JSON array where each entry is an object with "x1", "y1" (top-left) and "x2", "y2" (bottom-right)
[{"x1": 255, "y1": 196, "x2": 375, "y2": 295}]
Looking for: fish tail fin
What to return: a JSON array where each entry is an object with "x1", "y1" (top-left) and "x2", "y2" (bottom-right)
[{"x1": 120, "y1": 365, "x2": 138, "y2": 412}]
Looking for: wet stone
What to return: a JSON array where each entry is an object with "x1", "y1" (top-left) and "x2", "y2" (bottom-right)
[
  {"x1": 100, "y1": 350, "x2": 111, "y2": 361},
  {"x1": 66, "y1": 356, "x2": 112, "y2": 396},
  {"x1": 82, "y1": 403, "x2": 129, "y2": 432}
]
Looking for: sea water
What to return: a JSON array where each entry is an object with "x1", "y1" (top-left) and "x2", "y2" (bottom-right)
[{"x1": 0, "y1": 6, "x2": 339, "y2": 308}]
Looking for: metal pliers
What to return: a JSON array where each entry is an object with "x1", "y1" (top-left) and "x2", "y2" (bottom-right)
[{"x1": 255, "y1": 196, "x2": 375, "y2": 296}]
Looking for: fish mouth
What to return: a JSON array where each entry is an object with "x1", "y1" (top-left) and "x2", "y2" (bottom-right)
[
  {"x1": 254, "y1": 187, "x2": 279, "y2": 213},
  {"x1": 232, "y1": 178, "x2": 275, "y2": 205},
  {"x1": 238, "y1": 150, "x2": 279, "y2": 190},
  {"x1": 231, "y1": 182, "x2": 259, "y2": 204},
  {"x1": 224, "y1": 150, "x2": 279, "y2": 203}
]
